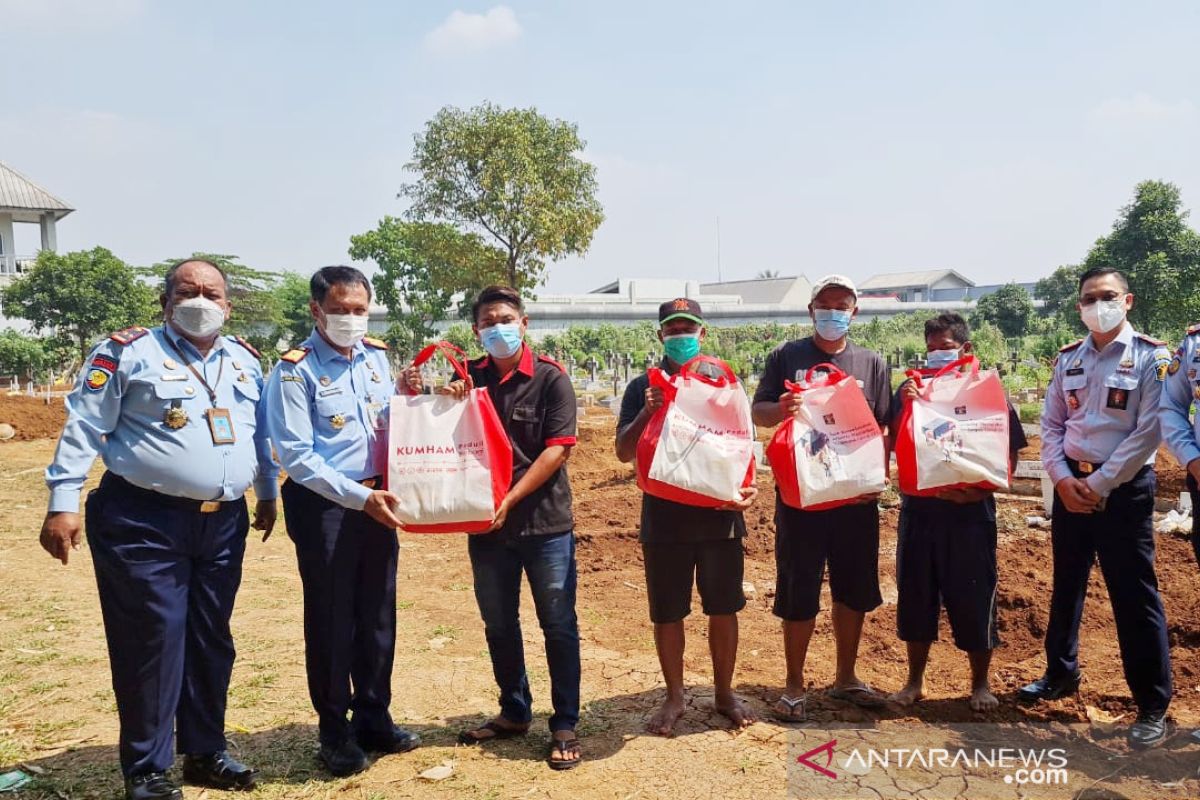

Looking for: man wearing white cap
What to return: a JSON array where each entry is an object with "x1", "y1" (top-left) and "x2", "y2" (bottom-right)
[{"x1": 751, "y1": 275, "x2": 891, "y2": 721}]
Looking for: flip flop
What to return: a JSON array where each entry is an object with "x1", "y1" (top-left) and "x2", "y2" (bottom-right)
[
  {"x1": 827, "y1": 684, "x2": 888, "y2": 709},
  {"x1": 457, "y1": 720, "x2": 530, "y2": 745},
  {"x1": 547, "y1": 736, "x2": 582, "y2": 770},
  {"x1": 770, "y1": 694, "x2": 807, "y2": 723}
]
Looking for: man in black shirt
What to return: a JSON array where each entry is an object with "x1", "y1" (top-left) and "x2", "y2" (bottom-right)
[
  {"x1": 751, "y1": 275, "x2": 891, "y2": 721},
  {"x1": 886, "y1": 313, "x2": 1026, "y2": 712},
  {"x1": 406, "y1": 286, "x2": 582, "y2": 769},
  {"x1": 615, "y1": 298, "x2": 759, "y2": 736}
]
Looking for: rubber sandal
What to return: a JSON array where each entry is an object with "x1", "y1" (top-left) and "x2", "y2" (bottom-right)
[
  {"x1": 547, "y1": 736, "x2": 582, "y2": 770},
  {"x1": 827, "y1": 684, "x2": 888, "y2": 709},
  {"x1": 770, "y1": 694, "x2": 807, "y2": 723},
  {"x1": 457, "y1": 720, "x2": 530, "y2": 745}
]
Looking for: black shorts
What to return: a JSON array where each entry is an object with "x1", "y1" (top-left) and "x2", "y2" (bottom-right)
[
  {"x1": 895, "y1": 499, "x2": 1000, "y2": 652},
  {"x1": 773, "y1": 499, "x2": 882, "y2": 621},
  {"x1": 642, "y1": 538, "x2": 746, "y2": 624}
]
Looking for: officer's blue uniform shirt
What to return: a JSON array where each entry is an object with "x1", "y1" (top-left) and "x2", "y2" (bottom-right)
[
  {"x1": 1160, "y1": 325, "x2": 1200, "y2": 469},
  {"x1": 1041, "y1": 322, "x2": 1170, "y2": 497},
  {"x1": 263, "y1": 328, "x2": 394, "y2": 511},
  {"x1": 46, "y1": 324, "x2": 279, "y2": 513}
]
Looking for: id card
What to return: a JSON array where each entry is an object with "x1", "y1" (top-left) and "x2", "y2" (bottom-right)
[{"x1": 206, "y1": 408, "x2": 236, "y2": 445}]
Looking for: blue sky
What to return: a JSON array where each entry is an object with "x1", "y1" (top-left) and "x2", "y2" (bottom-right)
[{"x1": 1, "y1": 0, "x2": 1197, "y2": 293}]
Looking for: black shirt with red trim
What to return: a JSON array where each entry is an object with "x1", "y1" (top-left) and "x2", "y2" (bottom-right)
[{"x1": 468, "y1": 345, "x2": 577, "y2": 538}]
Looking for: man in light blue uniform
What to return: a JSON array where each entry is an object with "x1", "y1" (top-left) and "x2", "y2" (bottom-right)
[
  {"x1": 263, "y1": 265, "x2": 417, "y2": 777},
  {"x1": 1019, "y1": 266, "x2": 1173, "y2": 750},
  {"x1": 41, "y1": 259, "x2": 277, "y2": 800}
]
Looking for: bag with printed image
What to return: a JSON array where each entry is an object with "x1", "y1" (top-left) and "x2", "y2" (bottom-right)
[
  {"x1": 387, "y1": 342, "x2": 513, "y2": 533},
  {"x1": 766, "y1": 363, "x2": 888, "y2": 510},
  {"x1": 894, "y1": 355, "x2": 1011, "y2": 496}
]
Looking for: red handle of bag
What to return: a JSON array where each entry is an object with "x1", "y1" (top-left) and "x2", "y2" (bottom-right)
[
  {"x1": 802, "y1": 362, "x2": 848, "y2": 388},
  {"x1": 677, "y1": 355, "x2": 738, "y2": 386},
  {"x1": 410, "y1": 341, "x2": 470, "y2": 382},
  {"x1": 907, "y1": 356, "x2": 978, "y2": 391}
]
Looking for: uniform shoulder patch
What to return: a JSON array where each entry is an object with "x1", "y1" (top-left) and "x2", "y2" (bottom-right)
[
  {"x1": 536, "y1": 354, "x2": 568, "y2": 373},
  {"x1": 363, "y1": 336, "x2": 388, "y2": 350},
  {"x1": 279, "y1": 347, "x2": 310, "y2": 364},
  {"x1": 84, "y1": 352, "x2": 120, "y2": 391},
  {"x1": 232, "y1": 336, "x2": 261, "y2": 359},
  {"x1": 1136, "y1": 333, "x2": 1167, "y2": 347},
  {"x1": 1188, "y1": 322, "x2": 1200, "y2": 336},
  {"x1": 1058, "y1": 339, "x2": 1084, "y2": 353},
  {"x1": 109, "y1": 326, "x2": 149, "y2": 346}
]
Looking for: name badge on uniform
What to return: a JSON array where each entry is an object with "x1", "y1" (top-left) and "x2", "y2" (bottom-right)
[
  {"x1": 319, "y1": 387, "x2": 343, "y2": 398},
  {"x1": 1066, "y1": 367, "x2": 1085, "y2": 376},
  {"x1": 1105, "y1": 387, "x2": 1129, "y2": 411},
  {"x1": 206, "y1": 408, "x2": 236, "y2": 444}
]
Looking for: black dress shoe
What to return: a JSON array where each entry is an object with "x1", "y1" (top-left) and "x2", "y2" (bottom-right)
[
  {"x1": 318, "y1": 739, "x2": 369, "y2": 777},
  {"x1": 1017, "y1": 673, "x2": 1082, "y2": 702},
  {"x1": 182, "y1": 751, "x2": 258, "y2": 791},
  {"x1": 1129, "y1": 712, "x2": 1169, "y2": 750},
  {"x1": 356, "y1": 726, "x2": 421, "y2": 754},
  {"x1": 125, "y1": 772, "x2": 183, "y2": 800}
]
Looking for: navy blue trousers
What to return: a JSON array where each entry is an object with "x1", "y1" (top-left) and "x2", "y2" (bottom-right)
[
  {"x1": 282, "y1": 479, "x2": 398, "y2": 746},
  {"x1": 467, "y1": 530, "x2": 580, "y2": 732},
  {"x1": 86, "y1": 473, "x2": 248, "y2": 776},
  {"x1": 1045, "y1": 466, "x2": 1172, "y2": 715}
]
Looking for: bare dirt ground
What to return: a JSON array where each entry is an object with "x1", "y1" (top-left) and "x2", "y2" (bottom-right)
[{"x1": 4, "y1": 407, "x2": 1200, "y2": 798}]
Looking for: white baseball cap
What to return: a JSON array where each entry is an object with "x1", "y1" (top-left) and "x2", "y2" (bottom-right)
[{"x1": 811, "y1": 274, "x2": 858, "y2": 302}]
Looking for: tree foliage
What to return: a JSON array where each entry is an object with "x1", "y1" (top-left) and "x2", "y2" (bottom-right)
[
  {"x1": 401, "y1": 103, "x2": 605, "y2": 288},
  {"x1": 1033, "y1": 181, "x2": 1200, "y2": 339},
  {"x1": 0, "y1": 247, "x2": 158, "y2": 358},
  {"x1": 0, "y1": 329, "x2": 51, "y2": 378},
  {"x1": 972, "y1": 283, "x2": 1035, "y2": 338},
  {"x1": 350, "y1": 219, "x2": 509, "y2": 357}
]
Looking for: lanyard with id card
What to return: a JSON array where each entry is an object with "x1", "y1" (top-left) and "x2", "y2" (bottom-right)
[{"x1": 167, "y1": 336, "x2": 237, "y2": 445}]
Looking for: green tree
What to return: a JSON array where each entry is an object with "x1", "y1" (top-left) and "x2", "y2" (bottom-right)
[
  {"x1": 274, "y1": 271, "x2": 315, "y2": 348},
  {"x1": 0, "y1": 329, "x2": 50, "y2": 378},
  {"x1": 0, "y1": 247, "x2": 158, "y2": 358},
  {"x1": 401, "y1": 103, "x2": 605, "y2": 288},
  {"x1": 972, "y1": 283, "x2": 1035, "y2": 338},
  {"x1": 349, "y1": 218, "x2": 508, "y2": 356},
  {"x1": 1033, "y1": 264, "x2": 1083, "y2": 326},
  {"x1": 1081, "y1": 180, "x2": 1200, "y2": 337}
]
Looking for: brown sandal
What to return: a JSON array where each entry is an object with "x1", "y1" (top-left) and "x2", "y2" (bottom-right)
[
  {"x1": 547, "y1": 736, "x2": 582, "y2": 770},
  {"x1": 457, "y1": 720, "x2": 530, "y2": 745}
]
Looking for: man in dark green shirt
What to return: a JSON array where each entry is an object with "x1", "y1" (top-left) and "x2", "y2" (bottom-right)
[{"x1": 615, "y1": 298, "x2": 758, "y2": 736}]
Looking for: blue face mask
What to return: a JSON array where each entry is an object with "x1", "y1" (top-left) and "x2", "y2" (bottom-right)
[
  {"x1": 926, "y1": 348, "x2": 962, "y2": 369},
  {"x1": 662, "y1": 333, "x2": 701, "y2": 365},
  {"x1": 812, "y1": 308, "x2": 852, "y2": 341},
  {"x1": 479, "y1": 322, "x2": 524, "y2": 359}
]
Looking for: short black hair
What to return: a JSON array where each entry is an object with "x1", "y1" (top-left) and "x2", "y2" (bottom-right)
[
  {"x1": 924, "y1": 312, "x2": 970, "y2": 345},
  {"x1": 311, "y1": 265, "x2": 372, "y2": 304},
  {"x1": 164, "y1": 258, "x2": 229, "y2": 296},
  {"x1": 1078, "y1": 266, "x2": 1129, "y2": 294},
  {"x1": 472, "y1": 285, "x2": 524, "y2": 323}
]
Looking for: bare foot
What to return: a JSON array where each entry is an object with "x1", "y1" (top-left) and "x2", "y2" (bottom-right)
[
  {"x1": 715, "y1": 693, "x2": 757, "y2": 729},
  {"x1": 646, "y1": 695, "x2": 686, "y2": 736},
  {"x1": 970, "y1": 686, "x2": 999, "y2": 711},
  {"x1": 888, "y1": 683, "x2": 925, "y2": 707}
]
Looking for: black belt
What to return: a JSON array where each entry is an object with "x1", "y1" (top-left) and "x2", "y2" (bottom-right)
[
  {"x1": 1066, "y1": 458, "x2": 1104, "y2": 476},
  {"x1": 101, "y1": 472, "x2": 233, "y2": 514}
]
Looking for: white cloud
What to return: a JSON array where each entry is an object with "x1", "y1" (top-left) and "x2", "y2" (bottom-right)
[
  {"x1": 0, "y1": 0, "x2": 146, "y2": 29},
  {"x1": 423, "y1": 6, "x2": 522, "y2": 55},
  {"x1": 1090, "y1": 93, "x2": 1198, "y2": 124}
]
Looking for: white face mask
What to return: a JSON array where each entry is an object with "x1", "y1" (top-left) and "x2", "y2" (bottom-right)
[
  {"x1": 322, "y1": 312, "x2": 370, "y2": 348},
  {"x1": 171, "y1": 296, "x2": 226, "y2": 339},
  {"x1": 1081, "y1": 299, "x2": 1128, "y2": 334}
]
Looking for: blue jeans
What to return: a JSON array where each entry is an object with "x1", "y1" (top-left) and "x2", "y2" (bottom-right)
[{"x1": 468, "y1": 531, "x2": 580, "y2": 732}]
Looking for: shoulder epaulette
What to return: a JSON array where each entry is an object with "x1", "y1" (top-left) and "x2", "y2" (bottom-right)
[
  {"x1": 363, "y1": 336, "x2": 388, "y2": 350},
  {"x1": 1136, "y1": 333, "x2": 1167, "y2": 347},
  {"x1": 1187, "y1": 323, "x2": 1200, "y2": 336},
  {"x1": 279, "y1": 347, "x2": 310, "y2": 364},
  {"x1": 1059, "y1": 339, "x2": 1084, "y2": 353},
  {"x1": 233, "y1": 336, "x2": 260, "y2": 359},
  {"x1": 109, "y1": 326, "x2": 149, "y2": 346},
  {"x1": 537, "y1": 354, "x2": 567, "y2": 373}
]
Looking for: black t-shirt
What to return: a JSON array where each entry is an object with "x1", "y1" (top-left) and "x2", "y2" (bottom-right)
[
  {"x1": 468, "y1": 346, "x2": 576, "y2": 538},
  {"x1": 753, "y1": 337, "x2": 892, "y2": 428},
  {"x1": 888, "y1": 374, "x2": 1029, "y2": 521},
  {"x1": 618, "y1": 359, "x2": 748, "y2": 544}
]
